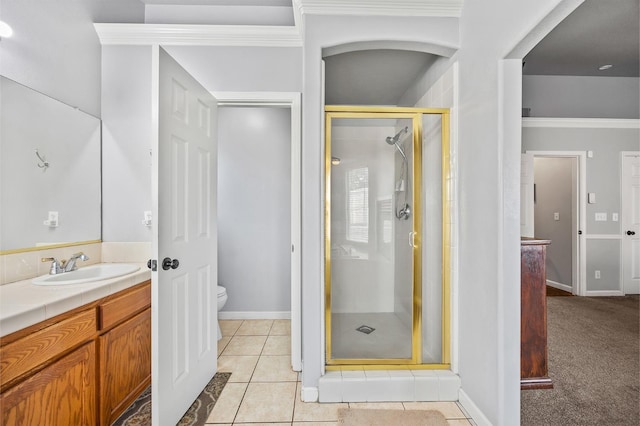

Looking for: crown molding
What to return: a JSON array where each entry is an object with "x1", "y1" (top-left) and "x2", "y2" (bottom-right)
[
  {"x1": 94, "y1": 23, "x2": 302, "y2": 46},
  {"x1": 522, "y1": 117, "x2": 640, "y2": 129},
  {"x1": 294, "y1": 0, "x2": 463, "y2": 17}
]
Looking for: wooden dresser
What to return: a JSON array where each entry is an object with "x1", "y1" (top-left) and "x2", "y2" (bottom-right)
[{"x1": 520, "y1": 238, "x2": 553, "y2": 390}]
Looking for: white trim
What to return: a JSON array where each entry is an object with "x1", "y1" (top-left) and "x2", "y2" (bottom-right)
[
  {"x1": 584, "y1": 234, "x2": 623, "y2": 240},
  {"x1": 458, "y1": 389, "x2": 492, "y2": 426},
  {"x1": 213, "y1": 91, "x2": 302, "y2": 373},
  {"x1": 219, "y1": 311, "x2": 291, "y2": 320},
  {"x1": 526, "y1": 150, "x2": 587, "y2": 296},
  {"x1": 94, "y1": 23, "x2": 302, "y2": 46},
  {"x1": 296, "y1": 0, "x2": 462, "y2": 17},
  {"x1": 546, "y1": 279, "x2": 572, "y2": 293},
  {"x1": 301, "y1": 386, "x2": 319, "y2": 402},
  {"x1": 522, "y1": 118, "x2": 640, "y2": 129},
  {"x1": 585, "y1": 290, "x2": 625, "y2": 297}
]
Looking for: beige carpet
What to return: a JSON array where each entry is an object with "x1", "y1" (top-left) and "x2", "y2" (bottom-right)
[{"x1": 338, "y1": 408, "x2": 448, "y2": 425}]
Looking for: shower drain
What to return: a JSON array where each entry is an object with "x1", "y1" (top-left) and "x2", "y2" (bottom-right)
[{"x1": 356, "y1": 325, "x2": 375, "y2": 334}]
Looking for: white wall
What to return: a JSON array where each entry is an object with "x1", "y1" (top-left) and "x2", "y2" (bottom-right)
[
  {"x1": 444, "y1": 1, "x2": 571, "y2": 423},
  {"x1": 163, "y1": 46, "x2": 302, "y2": 93},
  {"x1": 0, "y1": 0, "x2": 144, "y2": 117},
  {"x1": 523, "y1": 75, "x2": 640, "y2": 119},
  {"x1": 217, "y1": 106, "x2": 291, "y2": 313},
  {"x1": 101, "y1": 45, "x2": 154, "y2": 243}
]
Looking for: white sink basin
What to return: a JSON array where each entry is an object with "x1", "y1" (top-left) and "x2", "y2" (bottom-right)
[{"x1": 32, "y1": 263, "x2": 141, "y2": 286}]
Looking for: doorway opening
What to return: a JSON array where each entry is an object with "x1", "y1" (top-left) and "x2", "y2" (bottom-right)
[
  {"x1": 525, "y1": 151, "x2": 586, "y2": 295},
  {"x1": 324, "y1": 106, "x2": 450, "y2": 369},
  {"x1": 214, "y1": 92, "x2": 302, "y2": 371}
]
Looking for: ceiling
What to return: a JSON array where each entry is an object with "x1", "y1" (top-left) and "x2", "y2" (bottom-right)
[
  {"x1": 523, "y1": 0, "x2": 639, "y2": 77},
  {"x1": 90, "y1": 0, "x2": 639, "y2": 104}
]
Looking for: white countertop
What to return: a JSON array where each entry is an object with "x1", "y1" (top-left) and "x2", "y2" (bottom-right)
[{"x1": 0, "y1": 263, "x2": 151, "y2": 338}]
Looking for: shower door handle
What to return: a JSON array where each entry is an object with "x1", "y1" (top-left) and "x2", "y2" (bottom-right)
[{"x1": 409, "y1": 232, "x2": 417, "y2": 248}]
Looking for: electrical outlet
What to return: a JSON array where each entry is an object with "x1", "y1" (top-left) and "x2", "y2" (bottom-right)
[
  {"x1": 595, "y1": 213, "x2": 607, "y2": 221},
  {"x1": 595, "y1": 270, "x2": 601, "y2": 279}
]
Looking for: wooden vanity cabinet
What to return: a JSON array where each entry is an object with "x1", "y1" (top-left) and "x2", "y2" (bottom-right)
[
  {"x1": 0, "y1": 280, "x2": 151, "y2": 426},
  {"x1": 98, "y1": 283, "x2": 151, "y2": 426},
  {"x1": 0, "y1": 341, "x2": 96, "y2": 425}
]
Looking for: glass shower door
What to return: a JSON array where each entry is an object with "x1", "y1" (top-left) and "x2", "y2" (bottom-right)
[{"x1": 326, "y1": 114, "x2": 420, "y2": 364}]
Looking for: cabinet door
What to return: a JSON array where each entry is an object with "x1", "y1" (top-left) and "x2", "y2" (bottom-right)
[
  {"x1": 0, "y1": 341, "x2": 96, "y2": 425},
  {"x1": 99, "y1": 308, "x2": 151, "y2": 426}
]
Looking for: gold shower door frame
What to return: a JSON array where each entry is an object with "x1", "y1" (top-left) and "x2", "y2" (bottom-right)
[{"x1": 324, "y1": 106, "x2": 451, "y2": 369}]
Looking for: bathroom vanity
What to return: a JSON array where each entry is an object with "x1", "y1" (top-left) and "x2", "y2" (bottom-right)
[{"x1": 0, "y1": 272, "x2": 150, "y2": 425}]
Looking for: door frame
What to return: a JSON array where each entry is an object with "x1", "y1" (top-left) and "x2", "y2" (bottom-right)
[
  {"x1": 526, "y1": 150, "x2": 587, "y2": 296},
  {"x1": 212, "y1": 91, "x2": 302, "y2": 371},
  {"x1": 621, "y1": 151, "x2": 640, "y2": 294}
]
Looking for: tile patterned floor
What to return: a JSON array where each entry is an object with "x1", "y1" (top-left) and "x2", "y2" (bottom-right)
[{"x1": 208, "y1": 320, "x2": 475, "y2": 425}]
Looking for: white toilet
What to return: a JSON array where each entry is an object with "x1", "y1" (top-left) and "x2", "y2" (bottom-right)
[{"x1": 217, "y1": 286, "x2": 228, "y2": 340}]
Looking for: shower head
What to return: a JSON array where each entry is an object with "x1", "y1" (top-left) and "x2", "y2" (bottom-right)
[
  {"x1": 386, "y1": 127, "x2": 409, "y2": 145},
  {"x1": 386, "y1": 126, "x2": 409, "y2": 161}
]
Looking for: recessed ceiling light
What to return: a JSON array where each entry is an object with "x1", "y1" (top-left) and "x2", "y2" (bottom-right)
[
  {"x1": 0, "y1": 21, "x2": 13, "y2": 38},
  {"x1": 598, "y1": 64, "x2": 613, "y2": 71}
]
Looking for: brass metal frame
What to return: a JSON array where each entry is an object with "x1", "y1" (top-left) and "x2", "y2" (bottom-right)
[
  {"x1": 0, "y1": 240, "x2": 102, "y2": 256},
  {"x1": 324, "y1": 106, "x2": 451, "y2": 369}
]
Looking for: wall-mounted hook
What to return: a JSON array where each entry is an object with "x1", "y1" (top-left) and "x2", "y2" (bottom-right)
[{"x1": 35, "y1": 149, "x2": 49, "y2": 170}]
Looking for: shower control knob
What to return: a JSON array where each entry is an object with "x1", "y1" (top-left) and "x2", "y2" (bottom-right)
[{"x1": 162, "y1": 257, "x2": 180, "y2": 270}]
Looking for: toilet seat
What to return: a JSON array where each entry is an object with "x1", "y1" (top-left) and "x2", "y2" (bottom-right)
[{"x1": 217, "y1": 286, "x2": 227, "y2": 297}]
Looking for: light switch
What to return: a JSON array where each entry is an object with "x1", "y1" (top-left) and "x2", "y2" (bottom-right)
[
  {"x1": 612, "y1": 213, "x2": 619, "y2": 222},
  {"x1": 554, "y1": 212, "x2": 560, "y2": 221},
  {"x1": 595, "y1": 212, "x2": 607, "y2": 221},
  {"x1": 588, "y1": 193, "x2": 596, "y2": 204}
]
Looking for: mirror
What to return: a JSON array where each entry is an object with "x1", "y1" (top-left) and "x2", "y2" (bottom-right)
[{"x1": 0, "y1": 76, "x2": 101, "y2": 252}]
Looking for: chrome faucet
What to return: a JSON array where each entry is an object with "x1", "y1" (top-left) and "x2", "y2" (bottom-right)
[
  {"x1": 41, "y1": 252, "x2": 89, "y2": 275},
  {"x1": 62, "y1": 252, "x2": 89, "y2": 272}
]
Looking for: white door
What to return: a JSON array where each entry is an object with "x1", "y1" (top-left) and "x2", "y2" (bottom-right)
[
  {"x1": 521, "y1": 153, "x2": 535, "y2": 237},
  {"x1": 622, "y1": 153, "x2": 640, "y2": 294},
  {"x1": 151, "y1": 47, "x2": 218, "y2": 424}
]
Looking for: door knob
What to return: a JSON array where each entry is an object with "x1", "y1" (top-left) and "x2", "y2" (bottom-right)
[
  {"x1": 162, "y1": 257, "x2": 180, "y2": 270},
  {"x1": 147, "y1": 259, "x2": 157, "y2": 271},
  {"x1": 627, "y1": 230, "x2": 636, "y2": 236}
]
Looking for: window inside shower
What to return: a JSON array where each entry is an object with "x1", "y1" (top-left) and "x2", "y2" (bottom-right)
[{"x1": 325, "y1": 108, "x2": 449, "y2": 367}]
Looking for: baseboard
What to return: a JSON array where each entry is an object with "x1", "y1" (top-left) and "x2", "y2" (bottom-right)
[
  {"x1": 546, "y1": 280, "x2": 572, "y2": 293},
  {"x1": 301, "y1": 386, "x2": 319, "y2": 402},
  {"x1": 458, "y1": 389, "x2": 492, "y2": 426},
  {"x1": 218, "y1": 311, "x2": 291, "y2": 320},
  {"x1": 585, "y1": 290, "x2": 624, "y2": 297}
]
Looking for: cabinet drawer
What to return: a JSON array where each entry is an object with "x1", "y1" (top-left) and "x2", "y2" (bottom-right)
[
  {"x1": 0, "y1": 309, "x2": 96, "y2": 389},
  {"x1": 99, "y1": 282, "x2": 150, "y2": 331}
]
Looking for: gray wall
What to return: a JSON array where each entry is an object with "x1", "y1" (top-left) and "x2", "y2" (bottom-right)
[
  {"x1": 217, "y1": 106, "x2": 291, "y2": 313},
  {"x1": 534, "y1": 157, "x2": 574, "y2": 286},
  {"x1": 523, "y1": 76, "x2": 640, "y2": 119},
  {"x1": 523, "y1": 126, "x2": 639, "y2": 292}
]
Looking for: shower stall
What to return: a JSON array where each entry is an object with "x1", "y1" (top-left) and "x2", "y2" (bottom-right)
[{"x1": 325, "y1": 107, "x2": 450, "y2": 367}]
